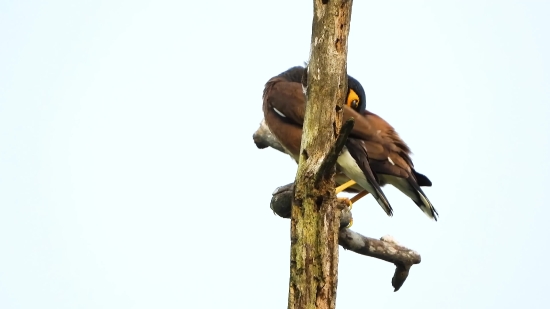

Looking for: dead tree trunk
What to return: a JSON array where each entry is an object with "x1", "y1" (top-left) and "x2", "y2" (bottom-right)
[{"x1": 288, "y1": 1, "x2": 354, "y2": 309}]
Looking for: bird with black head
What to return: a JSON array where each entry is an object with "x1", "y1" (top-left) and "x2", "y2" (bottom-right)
[
  {"x1": 262, "y1": 65, "x2": 393, "y2": 218},
  {"x1": 257, "y1": 65, "x2": 439, "y2": 221}
]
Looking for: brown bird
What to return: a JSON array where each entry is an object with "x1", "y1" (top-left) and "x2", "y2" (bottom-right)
[
  {"x1": 343, "y1": 111, "x2": 438, "y2": 220},
  {"x1": 258, "y1": 66, "x2": 438, "y2": 220},
  {"x1": 262, "y1": 66, "x2": 393, "y2": 216}
]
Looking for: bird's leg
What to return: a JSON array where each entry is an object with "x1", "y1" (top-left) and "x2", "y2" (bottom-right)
[
  {"x1": 335, "y1": 179, "x2": 357, "y2": 194},
  {"x1": 350, "y1": 190, "x2": 369, "y2": 204},
  {"x1": 337, "y1": 190, "x2": 369, "y2": 211}
]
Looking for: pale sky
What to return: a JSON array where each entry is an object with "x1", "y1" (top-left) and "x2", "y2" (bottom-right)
[{"x1": 1, "y1": 1, "x2": 549, "y2": 308}]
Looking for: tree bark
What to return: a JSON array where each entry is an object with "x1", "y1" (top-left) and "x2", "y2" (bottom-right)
[
  {"x1": 272, "y1": 183, "x2": 421, "y2": 292},
  {"x1": 289, "y1": 1, "x2": 353, "y2": 309}
]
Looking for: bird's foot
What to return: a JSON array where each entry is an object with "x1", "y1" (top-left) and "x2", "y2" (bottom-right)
[{"x1": 337, "y1": 197, "x2": 353, "y2": 210}]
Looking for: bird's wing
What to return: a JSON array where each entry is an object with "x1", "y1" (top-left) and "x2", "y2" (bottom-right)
[
  {"x1": 348, "y1": 137, "x2": 438, "y2": 220},
  {"x1": 360, "y1": 111, "x2": 434, "y2": 187},
  {"x1": 263, "y1": 78, "x2": 306, "y2": 126},
  {"x1": 361, "y1": 111, "x2": 414, "y2": 166},
  {"x1": 344, "y1": 138, "x2": 393, "y2": 216}
]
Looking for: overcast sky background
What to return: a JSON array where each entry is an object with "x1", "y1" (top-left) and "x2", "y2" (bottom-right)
[{"x1": 1, "y1": 1, "x2": 549, "y2": 308}]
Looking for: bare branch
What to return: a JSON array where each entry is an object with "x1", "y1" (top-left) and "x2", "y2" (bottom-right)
[
  {"x1": 271, "y1": 183, "x2": 353, "y2": 229},
  {"x1": 339, "y1": 230, "x2": 420, "y2": 292},
  {"x1": 271, "y1": 182, "x2": 421, "y2": 292}
]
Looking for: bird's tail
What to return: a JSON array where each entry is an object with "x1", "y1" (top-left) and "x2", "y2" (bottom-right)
[
  {"x1": 390, "y1": 177, "x2": 438, "y2": 221},
  {"x1": 371, "y1": 182, "x2": 393, "y2": 216},
  {"x1": 415, "y1": 186, "x2": 439, "y2": 221}
]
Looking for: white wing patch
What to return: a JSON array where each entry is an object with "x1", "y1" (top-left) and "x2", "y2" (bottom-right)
[
  {"x1": 388, "y1": 156, "x2": 395, "y2": 165},
  {"x1": 273, "y1": 107, "x2": 286, "y2": 118}
]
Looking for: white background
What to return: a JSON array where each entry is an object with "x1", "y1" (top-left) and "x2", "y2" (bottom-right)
[{"x1": 1, "y1": 1, "x2": 549, "y2": 308}]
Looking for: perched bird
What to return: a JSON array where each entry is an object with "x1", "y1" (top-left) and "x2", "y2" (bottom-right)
[
  {"x1": 262, "y1": 66, "x2": 393, "y2": 216},
  {"x1": 257, "y1": 65, "x2": 438, "y2": 220},
  {"x1": 339, "y1": 111, "x2": 438, "y2": 220}
]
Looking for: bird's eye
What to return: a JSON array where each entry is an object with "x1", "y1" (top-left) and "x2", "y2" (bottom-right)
[{"x1": 346, "y1": 89, "x2": 360, "y2": 110}]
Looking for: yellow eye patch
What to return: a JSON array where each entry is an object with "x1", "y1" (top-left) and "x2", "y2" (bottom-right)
[{"x1": 346, "y1": 89, "x2": 360, "y2": 110}]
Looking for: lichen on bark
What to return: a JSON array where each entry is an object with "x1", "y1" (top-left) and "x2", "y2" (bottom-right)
[{"x1": 288, "y1": 1, "x2": 354, "y2": 309}]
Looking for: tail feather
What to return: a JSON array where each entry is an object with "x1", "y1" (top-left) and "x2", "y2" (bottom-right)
[
  {"x1": 415, "y1": 186, "x2": 439, "y2": 220},
  {"x1": 412, "y1": 169, "x2": 432, "y2": 187},
  {"x1": 365, "y1": 167, "x2": 393, "y2": 216},
  {"x1": 387, "y1": 176, "x2": 438, "y2": 221}
]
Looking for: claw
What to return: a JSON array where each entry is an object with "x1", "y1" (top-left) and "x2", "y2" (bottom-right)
[
  {"x1": 346, "y1": 218, "x2": 353, "y2": 228},
  {"x1": 338, "y1": 197, "x2": 353, "y2": 210}
]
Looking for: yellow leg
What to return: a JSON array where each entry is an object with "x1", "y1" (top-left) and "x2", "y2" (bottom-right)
[
  {"x1": 350, "y1": 190, "x2": 369, "y2": 204},
  {"x1": 346, "y1": 218, "x2": 353, "y2": 228},
  {"x1": 337, "y1": 190, "x2": 369, "y2": 212},
  {"x1": 335, "y1": 179, "x2": 357, "y2": 194}
]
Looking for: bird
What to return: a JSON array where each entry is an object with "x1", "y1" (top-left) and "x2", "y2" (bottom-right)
[
  {"x1": 262, "y1": 66, "x2": 393, "y2": 217},
  {"x1": 258, "y1": 65, "x2": 438, "y2": 220},
  {"x1": 338, "y1": 111, "x2": 439, "y2": 220}
]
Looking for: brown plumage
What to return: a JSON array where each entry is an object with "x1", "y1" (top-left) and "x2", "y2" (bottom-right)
[
  {"x1": 346, "y1": 111, "x2": 438, "y2": 220},
  {"x1": 262, "y1": 67, "x2": 393, "y2": 216},
  {"x1": 261, "y1": 66, "x2": 438, "y2": 220},
  {"x1": 358, "y1": 111, "x2": 432, "y2": 187}
]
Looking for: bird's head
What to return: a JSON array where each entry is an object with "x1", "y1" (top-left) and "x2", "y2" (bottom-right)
[
  {"x1": 278, "y1": 65, "x2": 366, "y2": 113},
  {"x1": 346, "y1": 75, "x2": 366, "y2": 114}
]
